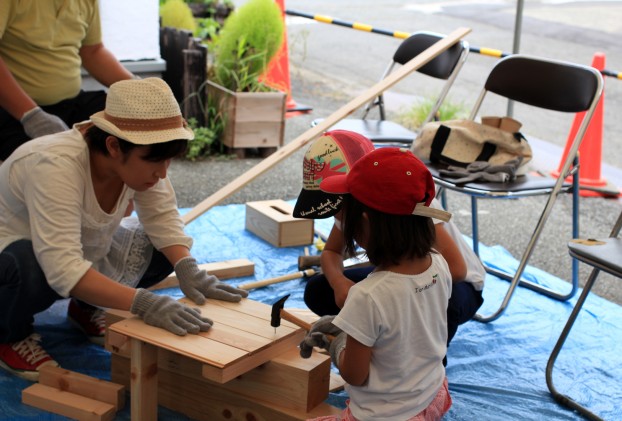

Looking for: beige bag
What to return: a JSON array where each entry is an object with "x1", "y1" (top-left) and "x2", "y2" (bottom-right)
[{"x1": 413, "y1": 118, "x2": 532, "y2": 169}]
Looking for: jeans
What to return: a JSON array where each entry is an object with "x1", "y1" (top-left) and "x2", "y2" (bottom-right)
[
  {"x1": 0, "y1": 239, "x2": 173, "y2": 343},
  {"x1": 304, "y1": 266, "x2": 484, "y2": 347}
]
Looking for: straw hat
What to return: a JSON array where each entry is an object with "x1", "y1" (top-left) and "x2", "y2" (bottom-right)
[{"x1": 90, "y1": 78, "x2": 194, "y2": 145}]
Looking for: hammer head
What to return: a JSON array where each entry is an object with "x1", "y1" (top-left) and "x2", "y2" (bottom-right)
[{"x1": 270, "y1": 294, "x2": 290, "y2": 328}]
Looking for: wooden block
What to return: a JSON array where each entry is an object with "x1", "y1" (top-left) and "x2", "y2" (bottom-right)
[
  {"x1": 22, "y1": 383, "x2": 116, "y2": 421},
  {"x1": 148, "y1": 258, "x2": 255, "y2": 291},
  {"x1": 38, "y1": 366, "x2": 125, "y2": 411},
  {"x1": 245, "y1": 200, "x2": 314, "y2": 247},
  {"x1": 112, "y1": 354, "x2": 341, "y2": 421}
]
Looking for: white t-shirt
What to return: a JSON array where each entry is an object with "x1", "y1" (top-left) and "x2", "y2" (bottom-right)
[
  {"x1": 333, "y1": 252, "x2": 452, "y2": 420},
  {"x1": 0, "y1": 126, "x2": 192, "y2": 297},
  {"x1": 430, "y1": 198, "x2": 485, "y2": 291}
]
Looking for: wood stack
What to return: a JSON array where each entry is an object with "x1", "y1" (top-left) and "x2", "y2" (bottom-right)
[{"x1": 106, "y1": 298, "x2": 342, "y2": 420}]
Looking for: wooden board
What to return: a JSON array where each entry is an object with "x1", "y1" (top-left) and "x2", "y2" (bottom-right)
[
  {"x1": 182, "y1": 27, "x2": 471, "y2": 225},
  {"x1": 109, "y1": 297, "x2": 304, "y2": 384}
]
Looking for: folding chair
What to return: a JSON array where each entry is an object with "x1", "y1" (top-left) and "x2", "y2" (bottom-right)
[
  {"x1": 312, "y1": 31, "x2": 469, "y2": 146},
  {"x1": 546, "y1": 207, "x2": 622, "y2": 421},
  {"x1": 421, "y1": 54, "x2": 603, "y2": 322}
]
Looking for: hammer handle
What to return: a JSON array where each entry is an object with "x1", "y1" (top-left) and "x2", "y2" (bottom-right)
[
  {"x1": 281, "y1": 310, "x2": 335, "y2": 340},
  {"x1": 238, "y1": 268, "x2": 316, "y2": 290}
]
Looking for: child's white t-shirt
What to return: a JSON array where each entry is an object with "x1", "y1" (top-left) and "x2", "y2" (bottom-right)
[{"x1": 332, "y1": 252, "x2": 452, "y2": 420}]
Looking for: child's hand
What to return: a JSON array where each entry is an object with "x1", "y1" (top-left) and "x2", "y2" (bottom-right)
[
  {"x1": 175, "y1": 257, "x2": 249, "y2": 304},
  {"x1": 299, "y1": 315, "x2": 344, "y2": 361},
  {"x1": 130, "y1": 288, "x2": 213, "y2": 335}
]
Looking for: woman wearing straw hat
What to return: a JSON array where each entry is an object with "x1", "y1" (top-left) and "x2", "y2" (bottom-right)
[{"x1": 0, "y1": 78, "x2": 248, "y2": 381}]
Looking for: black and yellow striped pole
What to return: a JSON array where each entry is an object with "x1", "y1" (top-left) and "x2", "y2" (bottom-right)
[{"x1": 285, "y1": 9, "x2": 621, "y2": 78}]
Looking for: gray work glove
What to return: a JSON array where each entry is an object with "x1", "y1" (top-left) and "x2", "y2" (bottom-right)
[
  {"x1": 299, "y1": 315, "x2": 347, "y2": 368},
  {"x1": 130, "y1": 288, "x2": 213, "y2": 336},
  {"x1": 20, "y1": 107, "x2": 69, "y2": 139},
  {"x1": 438, "y1": 157, "x2": 523, "y2": 184},
  {"x1": 175, "y1": 256, "x2": 249, "y2": 305}
]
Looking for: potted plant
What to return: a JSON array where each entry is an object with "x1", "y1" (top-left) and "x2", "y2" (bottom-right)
[{"x1": 206, "y1": 0, "x2": 286, "y2": 156}]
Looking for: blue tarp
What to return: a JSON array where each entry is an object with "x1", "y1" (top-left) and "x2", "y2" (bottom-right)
[{"x1": 1, "y1": 203, "x2": 620, "y2": 420}]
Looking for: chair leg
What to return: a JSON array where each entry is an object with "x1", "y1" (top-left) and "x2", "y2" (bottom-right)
[
  {"x1": 471, "y1": 197, "x2": 480, "y2": 257},
  {"x1": 475, "y1": 175, "x2": 579, "y2": 322},
  {"x1": 545, "y1": 267, "x2": 605, "y2": 421}
]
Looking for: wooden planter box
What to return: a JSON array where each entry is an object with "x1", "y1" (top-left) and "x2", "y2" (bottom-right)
[{"x1": 207, "y1": 80, "x2": 286, "y2": 150}]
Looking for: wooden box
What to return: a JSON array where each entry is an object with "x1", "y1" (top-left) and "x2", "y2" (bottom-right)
[
  {"x1": 245, "y1": 200, "x2": 314, "y2": 247},
  {"x1": 207, "y1": 80, "x2": 286, "y2": 149}
]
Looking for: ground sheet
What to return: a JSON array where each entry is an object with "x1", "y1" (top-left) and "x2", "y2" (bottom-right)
[{"x1": 1, "y1": 203, "x2": 620, "y2": 420}]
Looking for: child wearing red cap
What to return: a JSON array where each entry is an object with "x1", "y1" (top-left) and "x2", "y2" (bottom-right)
[
  {"x1": 295, "y1": 131, "x2": 484, "y2": 368},
  {"x1": 300, "y1": 147, "x2": 454, "y2": 421}
]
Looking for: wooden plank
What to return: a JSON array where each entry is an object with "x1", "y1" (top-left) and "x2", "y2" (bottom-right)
[
  {"x1": 22, "y1": 383, "x2": 116, "y2": 421},
  {"x1": 38, "y1": 366, "x2": 125, "y2": 411},
  {"x1": 182, "y1": 27, "x2": 471, "y2": 225},
  {"x1": 130, "y1": 339, "x2": 158, "y2": 421},
  {"x1": 148, "y1": 258, "x2": 255, "y2": 291},
  {"x1": 109, "y1": 298, "x2": 304, "y2": 377}
]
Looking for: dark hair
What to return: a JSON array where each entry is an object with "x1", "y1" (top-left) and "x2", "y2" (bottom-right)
[
  {"x1": 341, "y1": 195, "x2": 436, "y2": 267},
  {"x1": 84, "y1": 125, "x2": 188, "y2": 162}
]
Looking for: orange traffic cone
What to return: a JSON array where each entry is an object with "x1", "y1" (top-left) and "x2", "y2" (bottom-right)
[
  {"x1": 551, "y1": 52, "x2": 619, "y2": 197},
  {"x1": 261, "y1": 0, "x2": 312, "y2": 118}
]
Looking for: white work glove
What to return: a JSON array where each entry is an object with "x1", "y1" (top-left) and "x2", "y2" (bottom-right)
[
  {"x1": 175, "y1": 257, "x2": 249, "y2": 305},
  {"x1": 299, "y1": 315, "x2": 347, "y2": 368},
  {"x1": 20, "y1": 107, "x2": 69, "y2": 139},
  {"x1": 130, "y1": 288, "x2": 213, "y2": 336}
]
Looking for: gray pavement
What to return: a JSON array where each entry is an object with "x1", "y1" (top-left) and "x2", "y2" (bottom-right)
[{"x1": 169, "y1": 0, "x2": 622, "y2": 305}]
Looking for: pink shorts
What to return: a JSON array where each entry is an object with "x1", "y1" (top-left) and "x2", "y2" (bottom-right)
[{"x1": 308, "y1": 377, "x2": 452, "y2": 421}]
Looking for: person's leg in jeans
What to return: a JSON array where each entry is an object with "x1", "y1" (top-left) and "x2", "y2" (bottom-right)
[
  {"x1": 136, "y1": 249, "x2": 174, "y2": 290},
  {"x1": 304, "y1": 266, "x2": 375, "y2": 316},
  {"x1": 445, "y1": 282, "x2": 484, "y2": 365},
  {"x1": 0, "y1": 240, "x2": 62, "y2": 379}
]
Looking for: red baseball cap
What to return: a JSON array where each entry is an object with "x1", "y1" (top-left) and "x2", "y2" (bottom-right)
[
  {"x1": 320, "y1": 147, "x2": 452, "y2": 222},
  {"x1": 293, "y1": 130, "x2": 375, "y2": 219}
]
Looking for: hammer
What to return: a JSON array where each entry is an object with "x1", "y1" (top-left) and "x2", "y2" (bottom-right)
[{"x1": 270, "y1": 294, "x2": 334, "y2": 340}]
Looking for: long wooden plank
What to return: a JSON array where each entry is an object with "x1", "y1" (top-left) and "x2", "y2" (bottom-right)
[{"x1": 182, "y1": 27, "x2": 471, "y2": 225}]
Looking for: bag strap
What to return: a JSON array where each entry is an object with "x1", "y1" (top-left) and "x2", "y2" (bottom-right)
[{"x1": 429, "y1": 124, "x2": 498, "y2": 167}]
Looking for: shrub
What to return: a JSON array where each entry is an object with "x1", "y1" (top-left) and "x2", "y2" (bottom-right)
[{"x1": 160, "y1": 0, "x2": 197, "y2": 33}]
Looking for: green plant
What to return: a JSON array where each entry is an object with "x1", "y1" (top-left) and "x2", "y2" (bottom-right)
[
  {"x1": 160, "y1": 0, "x2": 197, "y2": 33},
  {"x1": 210, "y1": 0, "x2": 283, "y2": 92},
  {"x1": 394, "y1": 96, "x2": 468, "y2": 130}
]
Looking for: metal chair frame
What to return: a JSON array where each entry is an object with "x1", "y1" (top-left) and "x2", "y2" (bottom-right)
[
  {"x1": 313, "y1": 31, "x2": 470, "y2": 145},
  {"x1": 425, "y1": 54, "x2": 603, "y2": 322},
  {"x1": 545, "y1": 208, "x2": 622, "y2": 421}
]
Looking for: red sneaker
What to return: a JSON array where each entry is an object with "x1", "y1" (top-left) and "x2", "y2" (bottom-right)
[
  {"x1": 67, "y1": 299, "x2": 106, "y2": 346},
  {"x1": 0, "y1": 333, "x2": 59, "y2": 381}
]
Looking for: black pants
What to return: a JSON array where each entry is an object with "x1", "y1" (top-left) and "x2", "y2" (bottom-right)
[
  {"x1": 0, "y1": 239, "x2": 173, "y2": 343},
  {"x1": 0, "y1": 90, "x2": 107, "y2": 161},
  {"x1": 303, "y1": 266, "x2": 484, "y2": 347}
]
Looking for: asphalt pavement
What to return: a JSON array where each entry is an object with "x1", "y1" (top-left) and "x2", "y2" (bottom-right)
[{"x1": 168, "y1": 0, "x2": 622, "y2": 306}]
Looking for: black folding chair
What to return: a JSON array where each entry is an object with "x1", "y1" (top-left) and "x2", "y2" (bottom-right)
[
  {"x1": 546, "y1": 207, "x2": 622, "y2": 421},
  {"x1": 422, "y1": 55, "x2": 603, "y2": 322},
  {"x1": 312, "y1": 31, "x2": 469, "y2": 146}
]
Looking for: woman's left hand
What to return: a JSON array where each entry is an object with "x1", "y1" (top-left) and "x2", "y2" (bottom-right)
[{"x1": 175, "y1": 257, "x2": 249, "y2": 304}]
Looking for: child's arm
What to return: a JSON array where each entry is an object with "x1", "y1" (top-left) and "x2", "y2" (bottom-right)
[
  {"x1": 434, "y1": 224, "x2": 467, "y2": 283},
  {"x1": 322, "y1": 223, "x2": 355, "y2": 308},
  {"x1": 338, "y1": 335, "x2": 372, "y2": 386}
]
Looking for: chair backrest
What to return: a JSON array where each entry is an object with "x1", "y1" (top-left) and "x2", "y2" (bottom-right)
[
  {"x1": 367, "y1": 31, "x2": 469, "y2": 121},
  {"x1": 474, "y1": 55, "x2": 602, "y2": 114},
  {"x1": 393, "y1": 31, "x2": 468, "y2": 80}
]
